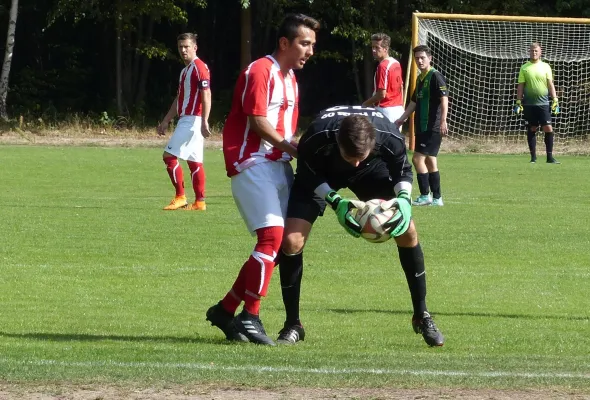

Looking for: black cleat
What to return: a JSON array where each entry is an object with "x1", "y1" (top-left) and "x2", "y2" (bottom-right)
[
  {"x1": 233, "y1": 310, "x2": 276, "y2": 346},
  {"x1": 530, "y1": 157, "x2": 537, "y2": 164},
  {"x1": 206, "y1": 302, "x2": 248, "y2": 342},
  {"x1": 412, "y1": 311, "x2": 444, "y2": 347},
  {"x1": 277, "y1": 323, "x2": 305, "y2": 344},
  {"x1": 547, "y1": 157, "x2": 561, "y2": 164}
]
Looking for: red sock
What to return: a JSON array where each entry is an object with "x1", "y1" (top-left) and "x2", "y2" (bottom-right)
[
  {"x1": 164, "y1": 156, "x2": 185, "y2": 196},
  {"x1": 187, "y1": 161, "x2": 206, "y2": 201},
  {"x1": 242, "y1": 226, "x2": 283, "y2": 315},
  {"x1": 221, "y1": 266, "x2": 247, "y2": 314}
]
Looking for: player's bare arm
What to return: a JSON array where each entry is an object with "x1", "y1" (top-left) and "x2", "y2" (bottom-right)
[
  {"x1": 439, "y1": 96, "x2": 449, "y2": 136},
  {"x1": 157, "y1": 96, "x2": 178, "y2": 136},
  {"x1": 396, "y1": 101, "x2": 416, "y2": 127},
  {"x1": 548, "y1": 78, "x2": 557, "y2": 99},
  {"x1": 362, "y1": 89, "x2": 386, "y2": 107},
  {"x1": 200, "y1": 89, "x2": 212, "y2": 138},
  {"x1": 248, "y1": 115, "x2": 298, "y2": 158},
  {"x1": 517, "y1": 82, "x2": 525, "y2": 101}
]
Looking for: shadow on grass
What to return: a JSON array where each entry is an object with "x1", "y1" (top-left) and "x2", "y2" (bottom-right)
[
  {"x1": 327, "y1": 309, "x2": 589, "y2": 321},
  {"x1": 0, "y1": 331, "x2": 239, "y2": 345}
]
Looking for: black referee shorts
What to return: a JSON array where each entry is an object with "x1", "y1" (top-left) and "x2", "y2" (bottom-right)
[
  {"x1": 415, "y1": 131, "x2": 442, "y2": 156},
  {"x1": 524, "y1": 105, "x2": 552, "y2": 127}
]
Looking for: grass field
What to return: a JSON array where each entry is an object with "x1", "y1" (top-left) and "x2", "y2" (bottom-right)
[{"x1": 1, "y1": 145, "x2": 589, "y2": 396}]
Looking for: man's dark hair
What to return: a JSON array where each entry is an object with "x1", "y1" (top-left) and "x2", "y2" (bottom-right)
[
  {"x1": 337, "y1": 115, "x2": 376, "y2": 158},
  {"x1": 413, "y1": 44, "x2": 431, "y2": 57},
  {"x1": 371, "y1": 33, "x2": 391, "y2": 50},
  {"x1": 177, "y1": 33, "x2": 198, "y2": 44},
  {"x1": 276, "y1": 13, "x2": 320, "y2": 46}
]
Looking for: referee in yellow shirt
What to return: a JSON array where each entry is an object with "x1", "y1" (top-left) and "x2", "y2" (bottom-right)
[{"x1": 514, "y1": 42, "x2": 560, "y2": 164}]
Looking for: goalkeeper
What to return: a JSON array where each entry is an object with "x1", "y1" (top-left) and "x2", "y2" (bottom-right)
[
  {"x1": 276, "y1": 105, "x2": 444, "y2": 347},
  {"x1": 514, "y1": 42, "x2": 560, "y2": 164}
]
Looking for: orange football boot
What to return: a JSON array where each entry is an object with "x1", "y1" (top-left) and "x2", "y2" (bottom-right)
[{"x1": 163, "y1": 195, "x2": 188, "y2": 210}]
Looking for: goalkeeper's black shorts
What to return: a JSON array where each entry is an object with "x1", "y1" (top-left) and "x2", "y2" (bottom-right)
[
  {"x1": 524, "y1": 105, "x2": 552, "y2": 127},
  {"x1": 286, "y1": 172, "x2": 397, "y2": 225}
]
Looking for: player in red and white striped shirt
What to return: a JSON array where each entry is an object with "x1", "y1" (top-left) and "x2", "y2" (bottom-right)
[
  {"x1": 206, "y1": 14, "x2": 320, "y2": 346},
  {"x1": 157, "y1": 33, "x2": 211, "y2": 211},
  {"x1": 362, "y1": 33, "x2": 404, "y2": 123}
]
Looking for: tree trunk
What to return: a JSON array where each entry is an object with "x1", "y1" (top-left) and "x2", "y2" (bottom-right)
[
  {"x1": 135, "y1": 18, "x2": 154, "y2": 106},
  {"x1": 351, "y1": 39, "x2": 363, "y2": 104},
  {"x1": 0, "y1": 0, "x2": 19, "y2": 121},
  {"x1": 362, "y1": 0, "x2": 373, "y2": 99},
  {"x1": 115, "y1": 10, "x2": 124, "y2": 115},
  {"x1": 240, "y1": 4, "x2": 252, "y2": 69}
]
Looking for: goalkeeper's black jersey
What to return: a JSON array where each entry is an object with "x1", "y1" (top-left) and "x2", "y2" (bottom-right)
[{"x1": 296, "y1": 105, "x2": 413, "y2": 193}]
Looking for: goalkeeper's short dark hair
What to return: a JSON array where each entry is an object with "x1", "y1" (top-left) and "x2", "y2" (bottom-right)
[
  {"x1": 413, "y1": 45, "x2": 432, "y2": 57},
  {"x1": 337, "y1": 115, "x2": 376, "y2": 158}
]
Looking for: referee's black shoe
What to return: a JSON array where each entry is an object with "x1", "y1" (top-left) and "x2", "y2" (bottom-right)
[
  {"x1": 233, "y1": 309, "x2": 276, "y2": 346},
  {"x1": 547, "y1": 157, "x2": 561, "y2": 164},
  {"x1": 277, "y1": 323, "x2": 305, "y2": 344},
  {"x1": 412, "y1": 311, "x2": 444, "y2": 347}
]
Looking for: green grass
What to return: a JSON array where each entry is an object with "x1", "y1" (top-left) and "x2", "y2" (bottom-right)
[{"x1": 0, "y1": 146, "x2": 589, "y2": 390}]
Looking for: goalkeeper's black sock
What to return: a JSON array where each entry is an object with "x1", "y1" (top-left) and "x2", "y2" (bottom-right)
[
  {"x1": 279, "y1": 250, "x2": 304, "y2": 326},
  {"x1": 398, "y1": 244, "x2": 428, "y2": 316},
  {"x1": 527, "y1": 128, "x2": 537, "y2": 160},
  {"x1": 417, "y1": 173, "x2": 430, "y2": 196},
  {"x1": 544, "y1": 131, "x2": 554, "y2": 159},
  {"x1": 428, "y1": 170, "x2": 441, "y2": 199}
]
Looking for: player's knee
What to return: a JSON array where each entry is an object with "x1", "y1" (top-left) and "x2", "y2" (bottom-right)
[
  {"x1": 282, "y1": 232, "x2": 306, "y2": 255},
  {"x1": 394, "y1": 220, "x2": 419, "y2": 247}
]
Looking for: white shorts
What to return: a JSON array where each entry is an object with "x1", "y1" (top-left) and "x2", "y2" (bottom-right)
[
  {"x1": 376, "y1": 106, "x2": 405, "y2": 123},
  {"x1": 231, "y1": 161, "x2": 294, "y2": 233},
  {"x1": 165, "y1": 116, "x2": 204, "y2": 162}
]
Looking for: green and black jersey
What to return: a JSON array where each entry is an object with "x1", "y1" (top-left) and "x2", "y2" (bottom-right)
[{"x1": 411, "y1": 68, "x2": 448, "y2": 134}]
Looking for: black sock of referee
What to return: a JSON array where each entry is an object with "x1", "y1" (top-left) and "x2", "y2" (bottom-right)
[
  {"x1": 544, "y1": 131, "x2": 554, "y2": 160},
  {"x1": 278, "y1": 250, "x2": 304, "y2": 326},
  {"x1": 417, "y1": 173, "x2": 430, "y2": 196},
  {"x1": 428, "y1": 171, "x2": 441, "y2": 199},
  {"x1": 527, "y1": 128, "x2": 537, "y2": 160},
  {"x1": 398, "y1": 244, "x2": 428, "y2": 316}
]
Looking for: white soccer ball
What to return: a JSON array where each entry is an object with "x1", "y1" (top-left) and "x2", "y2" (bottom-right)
[{"x1": 354, "y1": 199, "x2": 398, "y2": 243}]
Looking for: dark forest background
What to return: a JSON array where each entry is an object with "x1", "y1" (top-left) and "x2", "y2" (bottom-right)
[{"x1": 1, "y1": 0, "x2": 588, "y2": 127}]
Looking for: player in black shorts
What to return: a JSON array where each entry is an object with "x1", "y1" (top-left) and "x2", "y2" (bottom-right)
[
  {"x1": 514, "y1": 42, "x2": 560, "y2": 164},
  {"x1": 276, "y1": 105, "x2": 444, "y2": 347},
  {"x1": 396, "y1": 45, "x2": 448, "y2": 206}
]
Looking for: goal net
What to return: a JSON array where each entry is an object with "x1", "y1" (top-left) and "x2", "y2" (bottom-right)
[{"x1": 412, "y1": 14, "x2": 590, "y2": 146}]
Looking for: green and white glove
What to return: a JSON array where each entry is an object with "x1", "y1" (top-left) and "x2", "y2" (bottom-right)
[
  {"x1": 551, "y1": 98, "x2": 560, "y2": 115},
  {"x1": 381, "y1": 189, "x2": 412, "y2": 238},
  {"x1": 513, "y1": 100, "x2": 523, "y2": 115},
  {"x1": 325, "y1": 191, "x2": 365, "y2": 238}
]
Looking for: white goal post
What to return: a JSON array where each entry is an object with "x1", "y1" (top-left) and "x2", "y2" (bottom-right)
[{"x1": 407, "y1": 12, "x2": 590, "y2": 150}]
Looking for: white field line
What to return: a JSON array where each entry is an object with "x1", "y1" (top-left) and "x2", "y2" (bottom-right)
[{"x1": 1, "y1": 358, "x2": 589, "y2": 380}]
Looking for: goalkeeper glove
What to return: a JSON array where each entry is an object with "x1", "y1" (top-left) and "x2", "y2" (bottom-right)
[
  {"x1": 513, "y1": 100, "x2": 523, "y2": 115},
  {"x1": 551, "y1": 98, "x2": 560, "y2": 115},
  {"x1": 381, "y1": 189, "x2": 412, "y2": 238},
  {"x1": 325, "y1": 191, "x2": 365, "y2": 238}
]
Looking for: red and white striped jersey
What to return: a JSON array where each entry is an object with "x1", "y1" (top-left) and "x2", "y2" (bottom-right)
[
  {"x1": 222, "y1": 55, "x2": 299, "y2": 177},
  {"x1": 373, "y1": 57, "x2": 403, "y2": 107},
  {"x1": 176, "y1": 57, "x2": 210, "y2": 117}
]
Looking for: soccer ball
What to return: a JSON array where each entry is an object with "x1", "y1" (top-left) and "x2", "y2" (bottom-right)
[{"x1": 353, "y1": 199, "x2": 398, "y2": 243}]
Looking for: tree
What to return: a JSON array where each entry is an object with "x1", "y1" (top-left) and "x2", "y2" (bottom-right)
[
  {"x1": 49, "y1": 0, "x2": 207, "y2": 116},
  {"x1": 0, "y1": 0, "x2": 19, "y2": 121}
]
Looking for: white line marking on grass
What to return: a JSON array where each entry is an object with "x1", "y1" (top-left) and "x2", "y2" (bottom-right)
[{"x1": 2, "y1": 359, "x2": 589, "y2": 380}]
